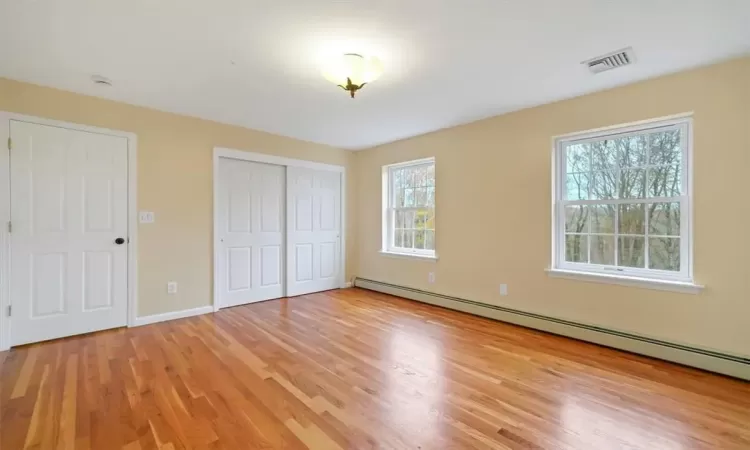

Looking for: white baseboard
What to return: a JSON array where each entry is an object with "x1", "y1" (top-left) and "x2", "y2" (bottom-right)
[
  {"x1": 343, "y1": 282, "x2": 353, "y2": 288},
  {"x1": 132, "y1": 305, "x2": 214, "y2": 327},
  {"x1": 354, "y1": 278, "x2": 750, "y2": 381}
]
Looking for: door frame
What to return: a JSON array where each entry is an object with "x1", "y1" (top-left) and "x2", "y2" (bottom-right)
[
  {"x1": 0, "y1": 112, "x2": 139, "y2": 351},
  {"x1": 212, "y1": 147, "x2": 346, "y2": 312}
]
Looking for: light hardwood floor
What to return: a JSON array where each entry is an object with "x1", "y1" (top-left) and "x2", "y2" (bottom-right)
[{"x1": 1, "y1": 288, "x2": 749, "y2": 449}]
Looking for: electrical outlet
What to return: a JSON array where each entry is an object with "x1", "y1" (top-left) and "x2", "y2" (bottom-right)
[
  {"x1": 428, "y1": 272, "x2": 436, "y2": 283},
  {"x1": 167, "y1": 282, "x2": 178, "y2": 294},
  {"x1": 499, "y1": 284, "x2": 508, "y2": 296}
]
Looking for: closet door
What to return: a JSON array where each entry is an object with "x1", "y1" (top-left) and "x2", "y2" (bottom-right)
[
  {"x1": 286, "y1": 167, "x2": 342, "y2": 296},
  {"x1": 217, "y1": 158, "x2": 284, "y2": 307},
  {"x1": 10, "y1": 120, "x2": 129, "y2": 346}
]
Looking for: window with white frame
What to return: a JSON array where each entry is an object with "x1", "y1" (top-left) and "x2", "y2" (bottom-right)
[
  {"x1": 382, "y1": 158, "x2": 436, "y2": 256},
  {"x1": 553, "y1": 117, "x2": 692, "y2": 281}
]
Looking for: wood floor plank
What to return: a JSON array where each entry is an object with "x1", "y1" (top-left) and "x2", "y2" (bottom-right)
[
  {"x1": 57, "y1": 353, "x2": 78, "y2": 450},
  {"x1": 1, "y1": 288, "x2": 749, "y2": 449}
]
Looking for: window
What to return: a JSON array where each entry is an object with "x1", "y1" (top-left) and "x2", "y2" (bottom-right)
[
  {"x1": 553, "y1": 117, "x2": 692, "y2": 282},
  {"x1": 382, "y1": 158, "x2": 436, "y2": 257}
]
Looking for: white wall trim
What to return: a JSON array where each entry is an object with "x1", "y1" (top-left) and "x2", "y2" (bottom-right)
[
  {"x1": 381, "y1": 157, "x2": 437, "y2": 258},
  {"x1": 354, "y1": 278, "x2": 750, "y2": 381},
  {"x1": 0, "y1": 113, "x2": 10, "y2": 351},
  {"x1": 212, "y1": 150, "x2": 222, "y2": 312},
  {"x1": 550, "y1": 113, "x2": 695, "y2": 284},
  {"x1": 340, "y1": 168, "x2": 347, "y2": 290},
  {"x1": 214, "y1": 147, "x2": 345, "y2": 173},
  {"x1": 0, "y1": 112, "x2": 138, "y2": 351},
  {"x1": 551, "y1": 112, "x2": 694, "y2": 141},
  {"x1": 212, "y1": 147, "x2": 347, "y2": 312},
  {"x1": 545, "y1": 268, "x2": 703, "y2": 294},
  {"x1": 382, "y1": 157, "x2": 436, "y2": 170},
  {"x1": 132, "y1": 305, "x2": 213, "y2": 327},
  {"x1": 378, "y1": 250, "x2": 439, "y2": 262}
]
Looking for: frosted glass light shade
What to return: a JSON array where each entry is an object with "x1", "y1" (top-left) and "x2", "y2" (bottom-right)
[{"x1": 322, "y1": 54, "x2": 383, "y2": 86}]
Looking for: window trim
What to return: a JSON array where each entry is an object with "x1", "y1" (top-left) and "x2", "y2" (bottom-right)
[
  {"x1": 545, "y1": 268, "x2": 703, "y2": 294},
  {"x1": 381, "y1": 157, "x2": 436, "y2": 258},
  {"x1": 551, "y1": 114, "x2": 695, "y2": 284}
]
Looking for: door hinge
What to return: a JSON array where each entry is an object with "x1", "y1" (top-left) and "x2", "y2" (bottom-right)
[
  {"x1": 6, "y1": 221, "x2": 11, "y2": 233},
  {"x1": 6, "y1": 137, "x2": 10, "y2": 150},
  {"x1": 6, "y1": 305, "x2": 10, "y2": 317}
]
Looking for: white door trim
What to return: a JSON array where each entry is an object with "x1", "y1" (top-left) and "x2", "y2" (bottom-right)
[
  {"x1": 0, "y1": 112, "x2": 138, "y2": 351},
  {"x1": 212, "y1": 147, "x2": 346, "y2": 312}
]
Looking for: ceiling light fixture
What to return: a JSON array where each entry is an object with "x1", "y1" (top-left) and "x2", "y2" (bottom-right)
[{"x1": 322, "y1": 53, "x2": 383, "y2": 98}]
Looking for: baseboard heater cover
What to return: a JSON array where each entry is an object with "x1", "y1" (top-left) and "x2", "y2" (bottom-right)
[{"x1": 354, "y1": 278, "x2": 750, "y2": 381}]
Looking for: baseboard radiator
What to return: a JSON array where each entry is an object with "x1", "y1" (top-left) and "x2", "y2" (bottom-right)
[{"x1": 354, "y1": 278, "x2": 750, "y2": 381}]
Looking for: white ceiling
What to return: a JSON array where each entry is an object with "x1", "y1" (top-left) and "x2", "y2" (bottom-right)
[{"x1": 1, "y1": 1, "x2": 749, "y2": 150}]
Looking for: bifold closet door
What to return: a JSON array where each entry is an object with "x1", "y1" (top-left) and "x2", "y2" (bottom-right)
[
  {"x1": 217, "y1": 158, "x2": 284, "y2": 307},
  {"x1": 286, "y1": 166, "x2": 342, "y2": 296}
]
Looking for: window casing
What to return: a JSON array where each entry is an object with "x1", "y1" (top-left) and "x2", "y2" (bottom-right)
[
  {"x1": 382, "y1": 158, "x2": 436, "y2": 257},
  {"x1": 553, "y1": 117, "x2": 692, "y2": 282}
]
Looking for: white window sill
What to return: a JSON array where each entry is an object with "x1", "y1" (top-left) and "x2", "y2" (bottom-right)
[
  {"x1": 379, "y1": 250, "x2": 438, "y2": 262},
  {"x1": 545, "y1": 268, "x2": 704, "y2": 294}
]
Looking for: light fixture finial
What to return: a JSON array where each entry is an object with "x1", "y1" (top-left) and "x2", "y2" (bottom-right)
[{"x1": 322, "y1": 54, "x2": 383, "y2": 98}]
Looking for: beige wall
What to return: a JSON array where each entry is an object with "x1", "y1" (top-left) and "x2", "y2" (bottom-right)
[
  {"x1": 3, "y1": 57, "x2": 748, "y2": 356},
  {"x1": 0, "y1": 78, "x2": 356, "y2": 317},
  {"x1": 354, "y1": 56, "x2": 750, "y2": 358}
]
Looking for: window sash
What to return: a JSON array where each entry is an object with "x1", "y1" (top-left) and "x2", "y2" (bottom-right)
[
  {"x1": 386, "y1": 212, "x2": 435, "y2": 255},
  {"x1": 553, "y1": 118, "x2": 691, "y2": 282},
  {"x1": 556, "y1": 198, "x2": 688, "y2": 280},
  {"x1": 385, "y1": 161, "x2": 435, "y2": 255}
]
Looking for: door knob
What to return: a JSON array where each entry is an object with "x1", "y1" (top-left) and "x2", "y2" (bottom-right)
[{"x1": 115, "y1": 237, "x2": 126, "y2": 245}]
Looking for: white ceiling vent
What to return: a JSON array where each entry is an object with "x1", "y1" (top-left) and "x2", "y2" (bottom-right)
[{"x1": 583, "y1": 47, "x2": 635, "y2": 74}]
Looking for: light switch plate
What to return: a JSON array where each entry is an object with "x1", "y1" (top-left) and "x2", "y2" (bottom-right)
[{"x1": 139, "y1": 211, "x2": 155, "y2": 223}]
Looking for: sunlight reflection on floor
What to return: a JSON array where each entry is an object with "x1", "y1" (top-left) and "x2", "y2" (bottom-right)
[
  {"x1": 385, "y1": 327, "x2": 447, "y2": 446},
  {"x1": 560, "y1": 394, "x2": 688, "y2": 449}
]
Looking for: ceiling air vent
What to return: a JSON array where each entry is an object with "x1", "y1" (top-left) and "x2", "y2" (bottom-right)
[{"x1": 583, "y1": 47, "x2": 635, "y2": 74}]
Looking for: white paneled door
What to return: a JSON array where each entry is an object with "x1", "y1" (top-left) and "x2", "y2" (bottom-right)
[
  {"x1": 286, "y1": 166, "x2": 342, "y2": 296},
  {"x1": 217, "y1": 158, "x2": 285, "y2": 307},
  {"x1": 10, "y1": 120, "x2": 129, "y2": 346}
]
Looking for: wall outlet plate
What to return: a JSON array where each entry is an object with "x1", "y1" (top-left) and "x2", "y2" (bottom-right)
[
  {"x1": 167, "y1": 282, "x2": 178, "y2": 294},
  {"x1": 499, "y1": 284, "x2": 508, "y2": 296},
  {"x1": 428, "y1": 272, "x2": 436, "y2": 283}
]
